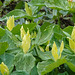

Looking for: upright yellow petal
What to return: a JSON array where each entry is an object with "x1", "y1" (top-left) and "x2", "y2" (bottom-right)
[
  {"x1": 58, "y1": 41, "x2": 64, "y2": 59},
  {"x1": 69, "y1": 38, "x2": 75, "y2": 53},
  {"x1": 27, "y1": 29, "x2": 30, "y2": 37},
  {"x1": 31, "y1": 31, "x2": 36, "y2": 39},
  {"x1": 20, "y1": 26, "x2": 26, "y2": 40},
  {"x1": 25, "y1": 20, "x2": 30, "y2": 24},
  {"x1": 22, "y1": 30, "x2": 31, "y2": 54},
  {"x1": 71, "y1": 26, "x2": 75, "y2": 41},
  {"x1": 39, "y1": 46, "x2": 44, "y2": 52},
  {"x1": 45, "y1": 40, "x2": 50, "y2": 51},
  {"x1": 0, "y1": 64, "x2": 1, "y2": 71},
  {"x1": 52, "y1": 42, "x2": 58, "y2": 61},
  {"x1": 60, "y1": 41, "x2": 64, "y2": 53},
  {"x1": 45, "y1": 44, "x2": 49, "y2": 51},
  {"x1": 0, "y1": 62, "x2": 9, "y2": 75},
  {"x1": 7, "y1": 16, "x2": 14, "y2": 31}
]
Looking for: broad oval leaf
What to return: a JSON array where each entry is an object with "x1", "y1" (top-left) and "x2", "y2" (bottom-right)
[
  {"x1": 14, "y1": 53, "x2": 36, "y2": 74},
  {"x1": 45, "y1": 0, "x2": 70, "y2": 10},
  {"x1": 0, "y1": 9, "x2": 26, "y2": 21}
]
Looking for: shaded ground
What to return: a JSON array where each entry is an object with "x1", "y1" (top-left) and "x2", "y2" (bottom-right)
[{"x1": 0, "y1": 0, "x2": 74, "y2": 28}]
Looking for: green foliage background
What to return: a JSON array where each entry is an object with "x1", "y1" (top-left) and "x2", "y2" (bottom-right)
[{"x1": 0, "y1": 0, "x2": 75, "y2": 75}]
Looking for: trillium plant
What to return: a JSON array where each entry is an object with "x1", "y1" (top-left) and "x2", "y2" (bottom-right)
[{"x1": 0, "y1": 0, "x2": 75, "y2": 75}]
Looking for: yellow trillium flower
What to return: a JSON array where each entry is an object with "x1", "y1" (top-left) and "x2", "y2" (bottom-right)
[
  {"x1": 7, "y1": 16, "x2": 14, "y2": 31},
  {"x1": 20, "y1": 26, "x2": 26, "y2": 40},
  {"x1": 22, "y1": 30, "x2": 31, "y2": 54},
  {"x1": 0, "y1": 62, "x2": 9, "y2": 75},
  {"x1": 68, "y1": 26, "x2": 75, "y2": 53},
  {"x1": 52, "y1": 41, "x2": 64, "y2": 61}
]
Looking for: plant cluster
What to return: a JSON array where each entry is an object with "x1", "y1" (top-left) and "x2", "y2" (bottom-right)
[{"x1": 0, "y1": 0, "x2": 75, "y2": 75}]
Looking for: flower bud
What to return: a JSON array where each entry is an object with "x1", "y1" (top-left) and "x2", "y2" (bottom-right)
[
  {"x1": 0, "y1": 62, "x2": 9, "y2": 75},
  {"x1": 7, "y1": 16, "x2": 14, "y2": 31},
  {"x1": 52, "y1": 41, "x2": 64, "y2": 61},
  {"x1": 20, "y1": 26, "x2": 26, "y2": 40},
  {"x1": 22, "y1": 30, "x2": 31, "y2": 54}
]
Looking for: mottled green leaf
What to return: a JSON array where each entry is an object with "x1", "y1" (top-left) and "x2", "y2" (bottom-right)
[
  {"x1": 45, "y1": 0, "x2": 70, "y2": 10},
  {"x1": 0, "y1": 42, "x2": 8, "y2": 55},
  {"x1": 11, "y1": 70, "x2": 29, "y2": 75},
  {"x1": 0, "y1": 9, "x2": 26, "y2": 21},
  {"x1": 37, "y1": 58, "x2": 66, "y2": 75},
  {"x1": 36, "y1": 47, "x2": 52, "y2": 60},
  {"x1": 0, "y1": 27, "x2": 5, "y2": 39},
  {"x1": 38, "y1": 25, "x2": 54, "y2": 45},
  {"x1": 14, "y1": 53, "x2": 36, "y2": 74},
  {"x1": 0, "y1": 29, "x2": 21, "y2": 54}
]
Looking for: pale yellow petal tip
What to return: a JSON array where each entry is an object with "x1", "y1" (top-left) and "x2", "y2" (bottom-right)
[
  {"x1": 7, "y1": 16, "x2": 15, "y2": 31},
  {"x1": 27, "y1": 29, "x2": 30, "y2": 37},
  {"x1": 71, "y1": 26, "x2": 75, "y2": 41},
  {"x1": 45, "y1": 45, "x2": 49, "y2": 51},
  {"x1": 60, "y1": 41, "x2": 64, "y2": 53},
  {"x1": 25, "y1": 20, "x2": 30, "y2": 24},
  {"x1": 52, "y1": 42, "x2": 58, "y2": 52},
  {"x1": 45, "y1": 40, "x2": 50, "y2": 51},
  {"x1": 20, "y1": 26, "x2": 26, "y2": 40},
  {"x1": 27, "y1": 29, "x2": 29, "y2": 34},
  {"x1": 0, "y1": 62, "x2": 9, "y2": 75},
  {"x1": 53, "y1": 42, "x2": 56, "y2": 47}
]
